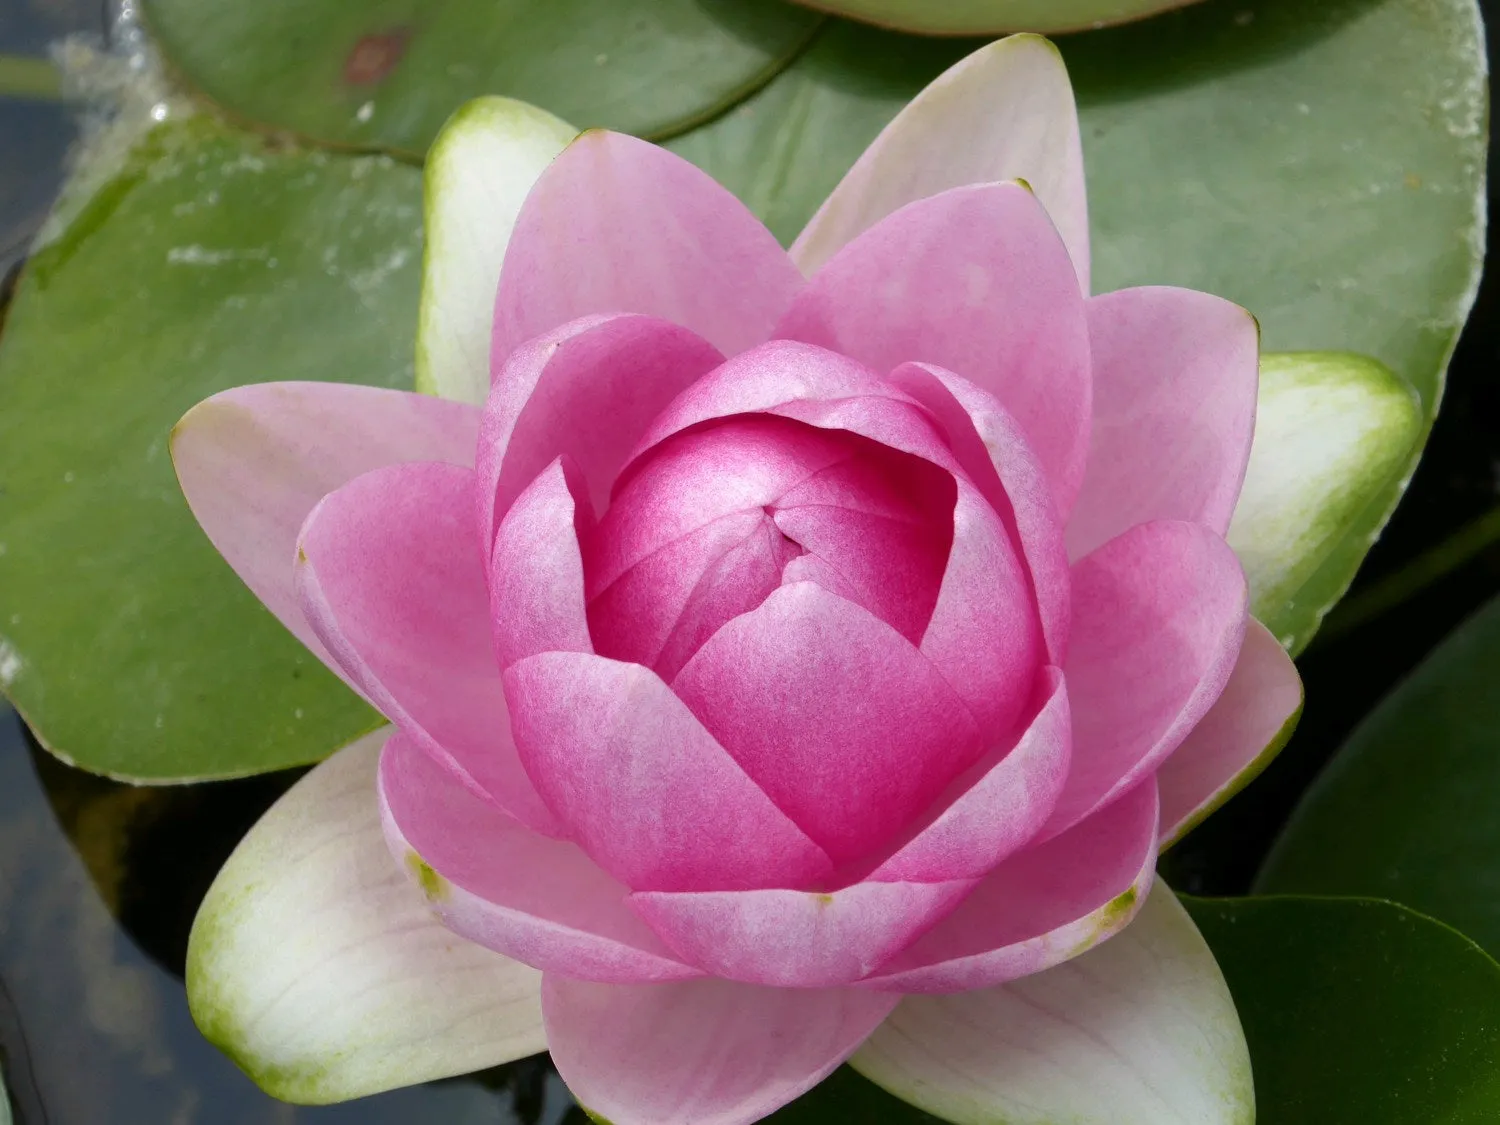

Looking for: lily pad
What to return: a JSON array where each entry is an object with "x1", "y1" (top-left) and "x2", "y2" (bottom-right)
[
  {"x1": 1185, "y1": 895, "x2": 1500, "y2": 1122},
  {"x1": 138, "y1": 0, "x2": 823, "y2": 157},
  {"x1": 1256, "y1": 593, "x2": 1500, "y2": 959},
  {"x1": 781, "y1": 0, "x2": 1199, "y2": 35},
  {"x1": 0, "y1": 112, "x2": 423, "y2": 780},
  {"x1": 669, "y1": 0, "x2": 1486, "y2": 651}
]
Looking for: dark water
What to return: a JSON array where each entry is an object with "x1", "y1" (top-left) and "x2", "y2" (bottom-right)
[{"x1": 0, "y1": 0, "x2": 1497, "y2": 1120}]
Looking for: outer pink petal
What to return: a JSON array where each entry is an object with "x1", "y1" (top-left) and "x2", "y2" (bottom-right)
[
  {"x1": 503, "y1": 651, "x2": 834, "y2": 893},
  {"x1": 1066, "y1": 288, "x2": 1260, "y2": 561},
  {"x1": 477, "y1": 313, "x2": 724, "y2": 547},
  {"x1": 171, "y1": 382, "x2": 480, "y2": 687},
  {"x1": 890, "y1": 362, "x2": 1070, "y2": 663},
  {"x1": 544, "y1": 975, "x2": 897, "y2": 1125},
  {"x1": 490, "y1": 458, "x2": 594, "y2": 668},
  {"x1": 918, "y1": 476, "x2": 1042, "y2": 743},
  {"x1": 630, "y1": 878, "x2": 975, "y2": 989},
  {"x1": 1043, "y1": 522, "x2": 1247, "y2": 841},
  {"x1": 671, "y1": 582, "x2": 983, "y2": 865},
  {"x1": 295, "y1": 461, "x2": 558, "y2": 835},
  {"x1": 859, "y1": 780, "x2": 1159, "y2": 994},
  {"x1": 379, "y1": 730, "x2": 701, "y2": 984},
  {"x1": 1157, "y1": 618, "x2": 1303, "y2": 847},
  {"x1": 776, "y1": 184, "x2": 1092, "y2": 514},
  {"x1": 492, "y1": 130, "x2": 802, "y2": 365},
  {"x1": 868, "y1": 667, "x2": 1070, "y2": 884},
  {"x1": 792, "y1": 34, "x2": 1089, "y2": 293}
]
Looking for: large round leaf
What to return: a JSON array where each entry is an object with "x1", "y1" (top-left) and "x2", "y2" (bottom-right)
[
  {"x1": 138, "y1": 0, "x2": 823, "y2": 156},
  {"x1": 781, "y1": 0, "x2": 1197, "y2": 35},
  {"x1": 0, "y1": 114, "x2": 424, "y2": 780},
  {"x1": 669, "y1": 0, "x2": 1486, "y2": 652},
  {"x1": 1185, "y1": 895, "x2": 1500, "y2": 1122},
  {"x1": 1257, "y1": 593, "x2": 1500, "y2": 958}
]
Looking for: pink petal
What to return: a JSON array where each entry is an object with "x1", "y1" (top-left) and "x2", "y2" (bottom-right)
[
  {"x1": 918, "y1": 476, "x2": 1042, "y2": 742},
  {"x1": 1043, "y1": 522, "x2": 1247, "y2": 841},
  {"x1": 544, "y1": 975, "x2": 897, "y2": 1125},
  {"x1": 630, "y1": 877, "x2": 976, "y2": 989},
  {"x1": 777, "y1": 184, "x2": 1092, "y2": 514},
  {"x1": 869, "y1": 667, "x2": 1070, "y2": 884},
  {"x1": 492, "y1": 131, "x2": 802, "y2": 365},
  {"x1": 379, "y1": 730, "x2": 701, "y2": 984},
  {"x1": 859, "y1": 780, "x2": 1159, "y2": 994},
  {"x1": 1066, "y1": 288, "x2": 1260, "y2": 561},
  {"x1": 171, "y1": 383, "x2": 480, "y2": 687},
  {"x1": 623, "y1": 340, "x2": 961, "y2": 481},
  {"x1": 792, "y1": 34, "x2": 1089, "y2": 293},
  {"x1": 889, "y1": 362, "x2": 1070, "y2": 664},
  {"x1": 477, "y1": 313, "x2": 724, "y2": 548},
  {"x1": 586, "y1": 509, "x2": 796, "y2": 678},
  {"x1": 295, "y1": 461, "x2": 558, "y2": 835},
  {"x1": 671, "y1": 582, "x2": 984, "y2": 865},
  {"x1": 490, "y1": 458, "x2": 594, "y2": 668},
  {"x1": 1157, "y1": 618, "x2": 1303, "y2": 847},
  {"x1": 503, "y1": 651, "x2": 834, "y2": 893}
]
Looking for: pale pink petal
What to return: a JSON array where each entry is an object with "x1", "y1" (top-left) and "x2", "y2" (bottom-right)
[
  {"x1": 490, "y1": 458, "x2": 594, "y2": 668},
  {"x1": 1043, "y1": 522, "x2": 1247, "y2": 840},
  {"x1": 379, "y1": 730, "x2": 701, "y2": 984},
  {"x1": 918, "y1": 476, "x2": 1042, "y2": 742},
  {"x1": 1157, "y1": 619, "x2": 1303, "y2": 848},
  {"x1": 793, "y1": 34, "x2": 1089, "y2": 293},
  {"x1": 545, "y1": 976, "x2": 897, "y2": 1125},
  {"x1": 860, "y1": 781, "x2": 1159, "y2": 994},
  {"x1": 672, "y1": 582, "x2": 983, "y2": 865},
  {"x1": 869, "y1": 667, "x2": 1070, "y2": 884},
  {"x1": 295, "y1": 461, "x2": 558, "y2": 835},
  {"x1": 890, "y1": 362, "x2": 1070, "y2": 663},
  {"x1": 172, "y1": 383, "x2": 480, "y2": 687},
  {"x1": 492, "y1": 130, "x2": 802, "y2": 364},
  {"x1": 777, "y1": 184, "x2": 1092, "y2": 513},
  {"x1": 503, "y1": 651, "x2": 834, "y2": 893},
  {"x1": 630, "y1": 878, "x2": 975, "y2": 989},
  {"x1": 1066, "y1": 288, "x2": 1260, "y2": 561},
  {"x1": 477, "y1": 313, "x2": 724, "y2": 547}
]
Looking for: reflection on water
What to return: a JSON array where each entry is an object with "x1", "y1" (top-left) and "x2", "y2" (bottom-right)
[{"x1": 0, "y1": 706, "x2": 584, "y2": 1124}]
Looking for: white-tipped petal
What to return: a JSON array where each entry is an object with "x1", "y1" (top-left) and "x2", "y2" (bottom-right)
[
  {"x1": 852, "y1": 882, "x2": 1253, "y2": 1125},
  {"x1": 416, "y1": 97, "x2": 576, "y2": 404},
  {"x1": 1228, "y1": 352, "x2": 1420, "y2": 647},
  {"x1": 792, "y1": 34, "x2": 1088, "y2": 293},
  {"x1": 186, "y1": 728, "x2": 546, "y2": 1104}
]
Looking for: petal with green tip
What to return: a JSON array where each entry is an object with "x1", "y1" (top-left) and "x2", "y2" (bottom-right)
[
  {"x1": 851, "y1": 883, "x2": 1253, "y2": 1125},
  {"x1": 791, "y1": 33, "x2": 1088, "y2": 293},
  {"x1": 187, "y1": 727, "x2": 545, "y2": 1104},
  {"x1": 416, "y1": 97, "x2": 576, "y2": 405},
  {"x1": 1227, "y1": 352, "x2": 1420, "y2": 653}
]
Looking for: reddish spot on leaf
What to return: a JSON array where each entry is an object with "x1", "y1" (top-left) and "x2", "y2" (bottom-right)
[{"x1": 344, "y1": 28, "x2": 411, "y2": 86}]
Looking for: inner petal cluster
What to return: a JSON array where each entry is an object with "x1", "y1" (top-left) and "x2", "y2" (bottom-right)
[{"x1": 584, "y1": 414, "x2": 958, "y2": 679}]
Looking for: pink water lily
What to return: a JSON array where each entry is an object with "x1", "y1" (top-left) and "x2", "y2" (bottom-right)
[{"x1": 175, "y1": 35, "x2": 1301, "y2": 1125}]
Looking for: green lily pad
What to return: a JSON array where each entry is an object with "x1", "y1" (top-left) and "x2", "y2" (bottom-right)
[
  {"x1": 0, "y1": 112, "x2": 422, "y2": 780},
  {"x1": 1185, "y1": 895, "x2": 1500, "y2": 1122},
  {"x1": 1256, "y1": 593, "x2": 1500, "y2": 959},
  {"x1": 138, "y1": 0, "x2": 823, "y2": 157},
  {"x1": 670, "y1": 0, "x2": 1486, "y2": 652},
  {"x1": 781, "y1": 0, "x2": 1198, "y2": 35}
]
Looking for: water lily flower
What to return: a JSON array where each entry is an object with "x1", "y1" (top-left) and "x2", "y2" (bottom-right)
[{"x1": 171, "y1": 33, "x2": 1384, "y2": 1125}]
